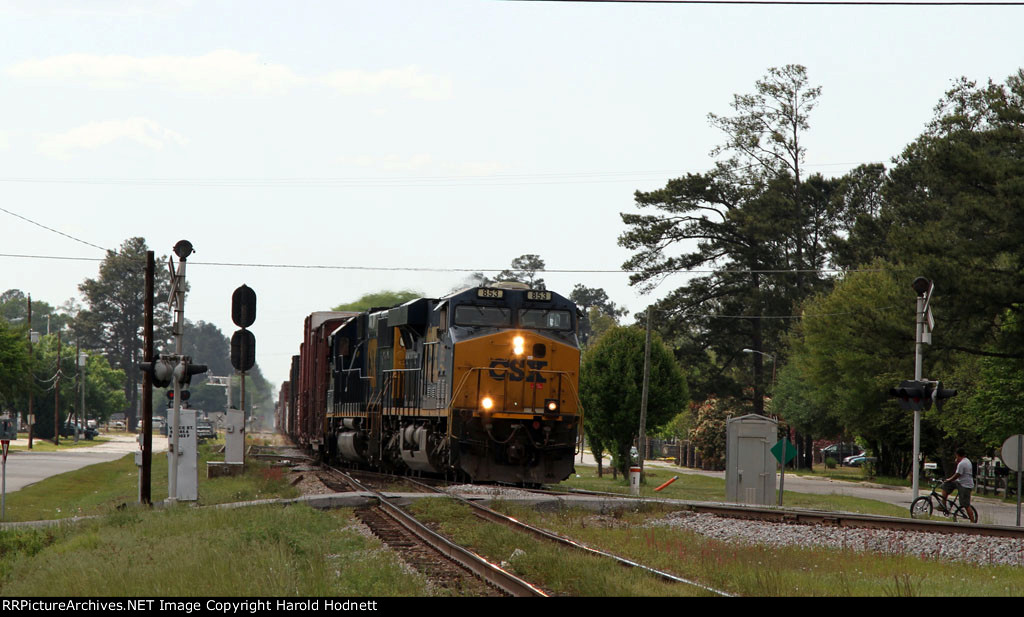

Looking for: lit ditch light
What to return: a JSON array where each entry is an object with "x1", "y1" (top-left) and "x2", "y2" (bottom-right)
[
  {"x1": 481, "y1": 396, "x2": 495, "y2": 411},
  {"x1": 513, "y1": 335, "x2": 525, "y2": 356},
  {"x1": 544, "y1": 399, "x2": 559, "y2": 414}
]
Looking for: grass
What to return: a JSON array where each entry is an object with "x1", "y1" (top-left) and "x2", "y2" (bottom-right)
[
  {"x1": 1, "y1": 439, "x2": 301, "y2": 523},
  {"x1": 3, "y1": 444, "x2": 1022, "y2": 596},
  {"x1": 562, "y1": 462, "x2": 910, "y2": 518},
  {"x1": 407, "y1": 498, "x2": 714, "y2": 596},
  {"x1": 8, "y1": 434, "x2": 115, "y2": 453},
  {"x1": 409, "y1": 498, "x2": 1024, "y2": 597},
  {"x1": 0, "y1": 505, "x2": 435, "y2": 597}
]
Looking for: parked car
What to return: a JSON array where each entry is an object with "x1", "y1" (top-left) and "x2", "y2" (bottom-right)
[
  {"x1": 842, "y1": 451, "x2": 868, "y2": 466},
  {"x1": 821, "y1": 443, "x2": 862, "y2": 462},
  {"x1": 846, "y1": 455, "x2": 877, "y2": 467},
  {"x1": 196, "y1": 419, "x2": 216, "y2": 440},
  {"x1": 59, "y1": 423, "x2": 99, "y2": 440}
]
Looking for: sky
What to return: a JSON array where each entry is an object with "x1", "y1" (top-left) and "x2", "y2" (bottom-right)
[{"x1": 1, "y1": 0, "x2": 1022, "y2": 392}]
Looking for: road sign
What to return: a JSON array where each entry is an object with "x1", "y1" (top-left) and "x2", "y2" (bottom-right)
[
  {"x1": 771, "y1": 439, "x2": 797, "y2": 465},
  {"x1": 1002, "y1": 435, "x2": 1024, "y2": 472}
]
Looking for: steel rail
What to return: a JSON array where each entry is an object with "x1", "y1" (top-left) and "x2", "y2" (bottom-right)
[
  {"x1": 534, "y1": 486, "x2": 1024, "y2": 539},
  {"x1": 325, "y1": 468, "x2": 549, "y2": 597},
  {"x1": 403, "y1": 477, "x2": 734, "y2": 597}
]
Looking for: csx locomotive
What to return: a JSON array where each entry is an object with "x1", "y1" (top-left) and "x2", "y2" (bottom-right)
[{"x1": 277, "y1": 283, "x2": 582, "y2": 484}]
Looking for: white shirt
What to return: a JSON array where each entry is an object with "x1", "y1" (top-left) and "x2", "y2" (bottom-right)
[{"x1": 956, "y1": 457, "x2": 975, "y2": 489}]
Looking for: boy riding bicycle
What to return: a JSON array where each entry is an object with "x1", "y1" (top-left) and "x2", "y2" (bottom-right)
[{"x1": 940, "y1": 447, "x2": 977, "y2": 523}]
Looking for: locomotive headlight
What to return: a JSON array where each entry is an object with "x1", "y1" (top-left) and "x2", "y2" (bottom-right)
[
  {"x1": 545, "y1": 399, "x2": 559, "y2": 414},
  {"x1": 513, "y1": 335, "x2": 525, "y2": 356},
  {"x1": 481, "y1": 396, "x2": 495, "y2": 411}
]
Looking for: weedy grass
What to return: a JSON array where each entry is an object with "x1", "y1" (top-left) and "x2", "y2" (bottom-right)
[
  {"x1": 563, "y1": 464, "x2": 909, "y2": 518},
  {"x1": 0, "y1": 505, "x2": 434, "y2": 597},
  {"x1": 9, "y1": 436, "x2": 114, "y2": 453},
  {"x1": 407, "y1": 498, "x2": 714, "y2": 596},
  {"x1": 1, "y1": 442, "x2": 300, "y2": 522},
  {"x1": 483, "y1": 502, "x2": 1024, "y2": 597}
]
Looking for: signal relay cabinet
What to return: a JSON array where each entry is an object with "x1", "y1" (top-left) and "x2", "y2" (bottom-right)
[{"x1": 725, "y1": 414, "x2": 777, "y2": 506}]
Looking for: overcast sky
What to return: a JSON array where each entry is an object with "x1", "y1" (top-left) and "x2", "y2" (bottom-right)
[{"x1": 1, "y1": 0, "x2": 1021, "y2": 390}]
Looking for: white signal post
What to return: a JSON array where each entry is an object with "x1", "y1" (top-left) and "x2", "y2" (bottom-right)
[
  {"x1": 167, "y1": 241, "x2": 194, "y2": 504},
  {"x1": 911, "y1": 277, "x2": 933, "y2": 500}
]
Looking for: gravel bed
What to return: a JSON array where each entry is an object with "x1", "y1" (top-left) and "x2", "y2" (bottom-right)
[
  {"x1": 447, "y1": 484, "x2": 539, "y2": 499},
  {"x1": 648, "y1": 511, "x2": 1024, "y2": 567}
]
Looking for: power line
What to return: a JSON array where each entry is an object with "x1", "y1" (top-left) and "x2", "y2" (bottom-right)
[
  {"x1": 0, "y1": 252, "x2": 890, "y2": 275},
  {"x1": 0, "y1": 161, "x2": 885, "y2": 190},
  {"x1": 0, "y1": 206, "x2": 110, "y2": 253},
  {"x1": 506, "y1": 0, "x2": 1024, "y2": 5}
]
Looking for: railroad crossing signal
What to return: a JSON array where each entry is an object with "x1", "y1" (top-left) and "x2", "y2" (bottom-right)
[
  {"x1": 139, "y1": 356, "x2": 175, "y2": 388},
  {"x1": 925, "y1": 381, "x2": 958, "y2": 411},
  {"x1": 890, "y1": 380, "x2": 928, "y2": 411},
  {"x1": 174, "y1": 357, "x2": 208, "y2": 387},
  {"x1": 890, "y1": 379, "x2": 958, "y2": 411}
]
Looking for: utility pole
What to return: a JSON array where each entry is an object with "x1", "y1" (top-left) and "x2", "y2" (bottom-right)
[
  {"x1": 74, "y1": 341, "x2": 81, "y2": 444},
  {"x1": 141, "y1": 250, "x2": 154, "y2": 505},
  {"x1": 54, "y1": 331, "x2": 61, "y2": 445},
  {"x1": 638, "y1": 307, "x2": 652, "y2": 475},
  {"x1": 27, "y1": 295, "x2": 34, "y2": 450}
]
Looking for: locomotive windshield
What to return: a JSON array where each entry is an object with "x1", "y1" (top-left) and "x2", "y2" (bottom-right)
[
  {"x1": 519, "y1": 309, "x2": 572, "y2": 331},
  {"x1": 454, "y1": 305, "x2": 512, "y2": 328}
]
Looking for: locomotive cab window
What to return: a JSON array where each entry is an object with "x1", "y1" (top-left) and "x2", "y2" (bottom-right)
[
  {"x1": 519, "y1": 309, "x2": 572, "y2": 331},
  {"x1": 454, "y1": 305, "x2": 512, "y2": 328}
]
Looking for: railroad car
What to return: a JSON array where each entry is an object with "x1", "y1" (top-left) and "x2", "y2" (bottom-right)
[{"x1": 277, "y1": 283, "x2": 583, "y2": 484}]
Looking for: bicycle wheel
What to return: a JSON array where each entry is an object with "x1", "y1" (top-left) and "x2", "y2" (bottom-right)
[
  {"x1": 953, "y1": 505, "x2": 979, "y2": 523},
  {"x1": 910, "y1": 496, "x2": 933, "y2": 518}
]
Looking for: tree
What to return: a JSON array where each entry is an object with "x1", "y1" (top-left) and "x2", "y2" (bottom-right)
[
  {"x1": 882, "y1": 71, "x2": 1024, "y2": 359},
  {"x1": 619, "y1": 66, "x2": 834, "y2": 415},
  {"x1": 569, "y1": 284, "x2": 628, "y2": 347},
  {"x1": 580, "y1": 326, "x2": 689, "y2": 475},
  {"x1": 708, "y1": 64, "x2": 822, "y2": 296},
  {"x1": 21, "y1": 332, "x2": 126, "y2": 439},
  {"x1": 332, "y1": 290, "x2": 422, "y2": 312},
  {"x1": 687, "y1": 397, "x2": 738, "y2": 470},
  {"x1": 0, "y1": 289, "x2": 73, "y2": 334},
  {"x1": 775, "y1": 263, "x2": 922, "y2": 477},
  {"x1": 0, "y1": 318, "x2": 29, "y2": 407},
  {"x1": 74, "y1": 238, "x2": 173, "y2": 430},
  {"x1": 497, "y1": 254, "x2": 546, "y2": 289}
]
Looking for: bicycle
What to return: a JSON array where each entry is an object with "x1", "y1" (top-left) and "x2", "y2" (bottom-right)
[{"x1": 910, "y1": 480, "x2": 979, "y2": 523}]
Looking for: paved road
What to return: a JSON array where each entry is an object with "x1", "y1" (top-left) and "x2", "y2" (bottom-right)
[
  {"x1": 578, "y1": 451, "x2": 1024, "y2": 528},
  {"x1": 3, "y1": 434, "x2": 168, "y2": 493}
]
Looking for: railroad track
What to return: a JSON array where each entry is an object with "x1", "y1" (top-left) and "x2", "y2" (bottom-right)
[
  {"x1": 531, "y1": 485, "x2": 1024, "y2": 539},
  {"x1": 318, "y1": 462, "x2": 1022, "y2": 539},
  {"x1": 399, "y1": 476, "x2": 734, "y2": 597},
  {"x1": 323, "y1": 467, "x2": 549, "y2": 597}
]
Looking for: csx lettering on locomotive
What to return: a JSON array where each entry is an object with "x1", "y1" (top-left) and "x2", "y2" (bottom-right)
[{"x1": 488, "y1": 359, "x2": 548, "y2": 382}]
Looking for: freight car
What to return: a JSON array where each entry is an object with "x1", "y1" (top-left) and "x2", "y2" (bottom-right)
[{"x1": 277, "y1": 283, "x2": 583, "y2": 484}]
